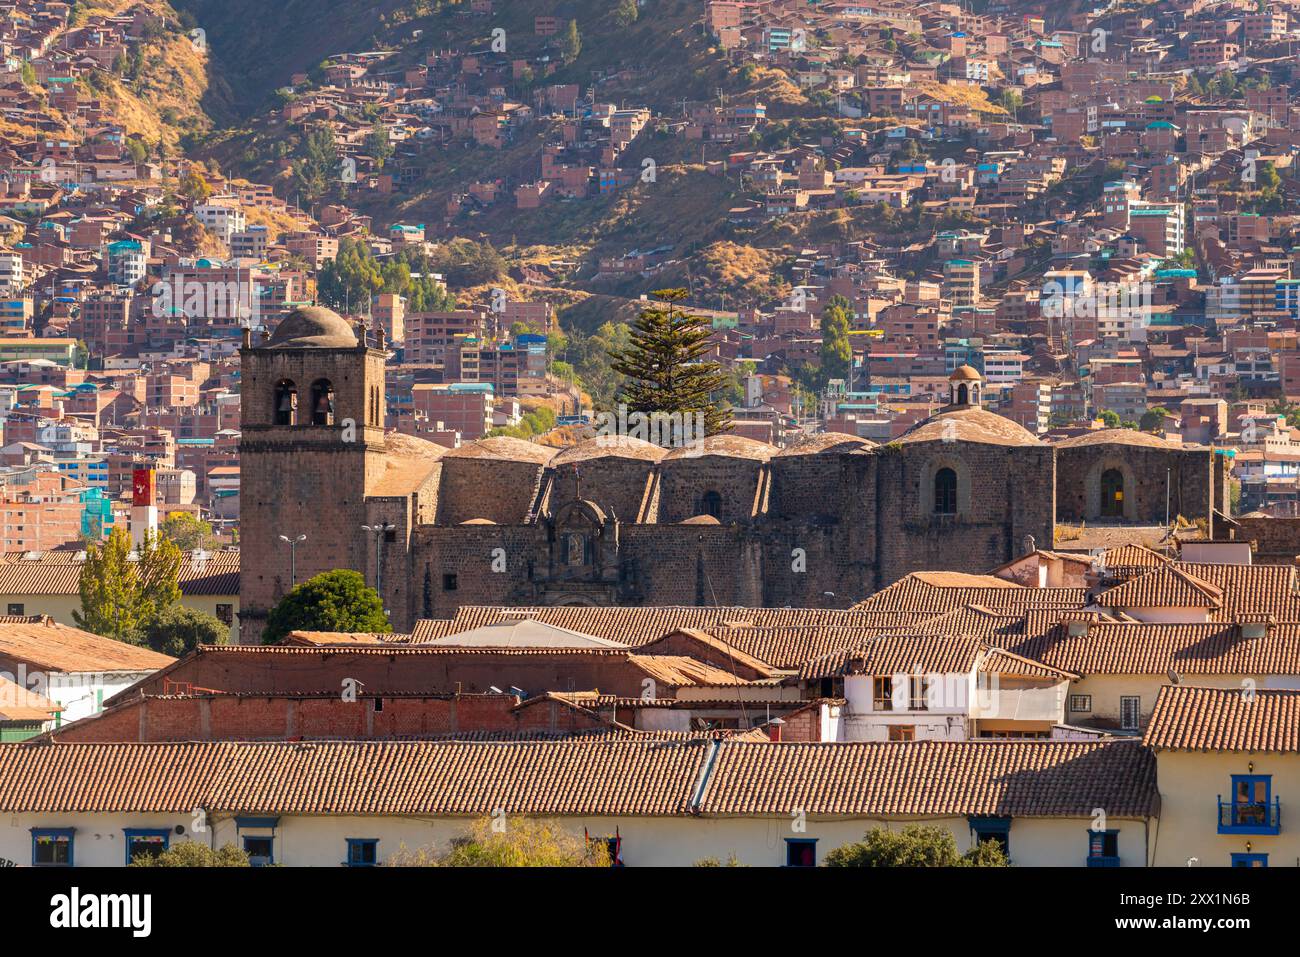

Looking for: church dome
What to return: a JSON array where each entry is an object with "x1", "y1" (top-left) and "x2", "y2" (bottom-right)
[
  {"x1": 267, "y1": 306, "x2": 359, "y2": 349},
  {"x1": 950, "y1": 364, "x2": 982, "y2": 382},
  {"x1": 1055, "y1": 429, "x2": 1178, "y2": 450},
  {"x1": 662, "y1": 434, "x2": 776, "y2": 461},
  {"x1": 551, "y1": 435, "x2": 668, "y2": 465},
  {"x1": 776, "y1": 432, "x2": 876, "y2": 456},
  {"x1": 442, "y1": 435, "x2": 558, "y2": 464},
  {"x1": 896, "y1": 407, "x2": 1043, "y2": 447}
]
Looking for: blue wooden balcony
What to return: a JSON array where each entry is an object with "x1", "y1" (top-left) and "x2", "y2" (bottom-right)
[{"x1": 1218, "y1": 796, "x2": 1280, "y2": 835}]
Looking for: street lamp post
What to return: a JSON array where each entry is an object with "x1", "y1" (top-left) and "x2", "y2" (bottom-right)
[
  {"x1": 361, "y1": 524, "x2": 396, "y2": 599},
  {"x1": 278, "y1": 534, "x2": 306, "y2": 588}
]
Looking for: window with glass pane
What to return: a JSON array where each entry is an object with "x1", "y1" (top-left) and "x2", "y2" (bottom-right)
[
  {"x1": 873, "y1": 676, "x2": 893, "y2": 711},
  {"x1": 1234, "y1": 776, "x2": 1269, "y2": 826},
  {"x1": 32, "y1": 830, "x2": 72, "y2": 866},
  {"x1": 909, "y1": 676, "x2": 929, "y2": 711},
  {"x1": 346, "y1": 839, "x2": 378, "y2": 867},
  {"x1": 126, "y1": 832, "x2": 168, "y2": 864}
]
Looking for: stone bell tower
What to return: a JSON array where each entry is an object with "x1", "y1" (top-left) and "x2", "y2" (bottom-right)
[
  {"x1": 948, "y1": 364, "x2": 983, "y2": 408},
  {"x1": 239, "y1": 306, "x2": 388, "y2": 641}
]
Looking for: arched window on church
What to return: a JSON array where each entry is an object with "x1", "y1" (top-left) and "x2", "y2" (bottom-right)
[
  {"x1": 934, "y1": 468, "x2": 957, "y2": 516},
  {"x1": 274, "y1": 379, "x2": 298, "y2": 426},
  {"x1": 310, "y1": 379, "x2": 335, "y2": 426},
  {"x1": 1101, "y1": 468, "x2": 1125, "y2": 518},
  {"x1": 956, "y1": 383, "x2": 969, "y2": 406},
  {"x1": 700, "y1": 490, "x2": 723, "y2": 520}
]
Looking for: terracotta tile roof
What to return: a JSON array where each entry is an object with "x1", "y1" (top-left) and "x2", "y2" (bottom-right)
[
  {"x1": 1103, "y1": 544, "x2": 1172, "y2": 571},
  {"x1": 705, "y1": 624, "x2": 922, "y2": 670},
  {"x1": 1094, "y1": 562, "x2": 1300, "y2": 621},
  {"x1": 855, "y1": 576, "x2": 1086, "y2": 614},
  {"x1": 1144, "y1": 686, "x2": 1300, "y2": 752},
  {"x1": 1012, "y1": 622, "x2": 1300, "y2": 676},
  {"x1": 0, "y1": 739, "x2": 711, "y2": 815},
  {"x1": 1171, "y1": 563, "x2": 1300, "y2": 621},
  {"x1": 0, "y1": 739, "x2": 1157, "y2": 819},
  {"x1": 411, "y1": 606, "x2": 888, "y2": 645},
  {"x1": 1097, "y1": 565, "x2": 1224, "y2": 610},
  {"x1": 0, "y1": 674, "x2": 60, "y2": 722},
  {"x1": 0, "y1": 549, "x2": 239, "y2": 597},
  {"x1": 283, "y1": 631, "x2": 405, "y2": 646},
  {"x1": 797, "y1": 634, "x2": 1076, "y2": 681},
  {"x1": 0, "y1": 618, "x2": 174, "y2": 673},
  {"x1": 697, "y1": 740, "x2": 1157, "y2": 817},
  {"x1": 638, "y1": 628, "x2": 779, "y2": 676},
  {"x1": 914, "y1": 605, "x2": 1026, "y2": 639},
  {"x1": 628, "y1": 655, "x2": 752, "y2": 687}
]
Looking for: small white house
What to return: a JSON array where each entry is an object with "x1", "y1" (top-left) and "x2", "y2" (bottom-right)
[
  {"x1": 799, "y1": 633, "x2": 1074, "y2": 741},
  {"x1": 0, "y1": 617, "x2": 173, "y2": 726}
]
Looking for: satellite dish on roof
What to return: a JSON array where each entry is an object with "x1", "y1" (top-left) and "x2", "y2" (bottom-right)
[{"x1": 1168, "y1": 669, "x2": 1181, "y2": 685}]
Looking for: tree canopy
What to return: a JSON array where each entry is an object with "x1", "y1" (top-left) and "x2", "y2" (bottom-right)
[
  {"x1": 74, "y1": 528, "x2": 182, "y2": 645},
  {"x1": 141, "y1": 605, "x2": 230, "y2": 658},
  {"x1": 131, "y1": 842, "x2": 250, "y2": 867},
  {"x1": 388, "y1": 817, "x2": 610, "y2": 867},
  {"x1": 262, "y1": 569, "x2": 391, "y2": 645},
  {"x1": 824, "y1": 826, "x2": 1010, "y2": 867},
  {"x1": 611, "y1": 289, "x2": 733, "y2": 438}
]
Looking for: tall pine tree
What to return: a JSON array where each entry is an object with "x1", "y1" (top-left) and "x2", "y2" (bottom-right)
[{"x1": 611, "y1": 289, "x2": 733, "y2": 439}]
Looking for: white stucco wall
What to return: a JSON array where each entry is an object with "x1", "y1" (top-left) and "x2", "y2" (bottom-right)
[{"x1": 0, "y1": 811, "x2": 1151, "y2": 868}]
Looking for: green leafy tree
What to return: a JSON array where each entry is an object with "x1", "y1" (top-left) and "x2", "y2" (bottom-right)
[
  {"x1": 560, "y1": 20, "x2": 582, "y2": 63},
  {"x1": 318, "y1": 238, "x2": 456, "y2": 313},
  {"x1": 819, "y1": 295, "x2": 853, "y2": 385},
  {"x1": 262, "y1": 569, "x2": 391, "y2": 645},
  {"x1": 292, "y1": 127, "x2": 340, "y2": 206},
  {"x1": 159, "y1": 512, "x2": 215, "y2": 552},
  {"x1": 141, "y1": 606, "x2": 230, "y2": 657},
  {"x1": 614, "y1": 0, "x2": 639, "y2": 27},
  {"x1": 611, "y1": 289, "x2": 733, "y2": 438},
  {"x1": 1098, "y1": 409, "x2": 1121, "y2": 429},
  {"x1": 1139, "y1": 406, "x2": 1171, "y2": 433},
  {"x1": 432, "y1": 238, "x2": 507, "y2": 287},
  {"x1": 125, "y1": 138, "x2": 148, "y2": 164},
  {"x1": 367, "y1": 122, "x2": 394, "y2": 170},
  {"x1": 74, "y1": 528, "x2": 182, "y2": 644},
  {"x1": 388, "y1": 817, "x2": 610, "y2": 867},
  {"x1": 179, "y1": 167, "x2": 212, "y2": 203},
  {"x1": 824, "y1": 826, "x2": 1009, "y2": 867},
  {"x1": 131, "y1": 841, "x2": 250, "y2": 867}
]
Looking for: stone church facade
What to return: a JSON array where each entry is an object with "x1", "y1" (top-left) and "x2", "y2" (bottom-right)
[{"x1": 239, "y1": 307, "x2": 1230, "y2": 640}]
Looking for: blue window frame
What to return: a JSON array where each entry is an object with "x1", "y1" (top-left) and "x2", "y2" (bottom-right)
[
  {"x1": 1087, "y1": 829, "x2": 1120, "y2": 867},
  {"x1": 784, "y1": 838, "x2": 817, "y2": 867},
  {"x1": 123, "y1": 829, "x2": 171, "y2": 865},
  {"x1": 242, "y1": 835, "x2": 274, "y2": 866},
  {"x1": 1231, "y1": 853, "x2": 1268, "y2": 868},
  {"x1": 31, "y1": 828, "x2": 74, "y2": 867},
  {"x1": 1219, "y1": 775, "x2": 1280, "y2": 835},
  {"x1": 236, "y1": 816, "x2": 279, "y2": 866},
  {"x1": 969, "y1": 815, "x2": 1011, "y2": 856},
  {"x1": 345, "y1": 839, "x2": 378, "y2": 867}
]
